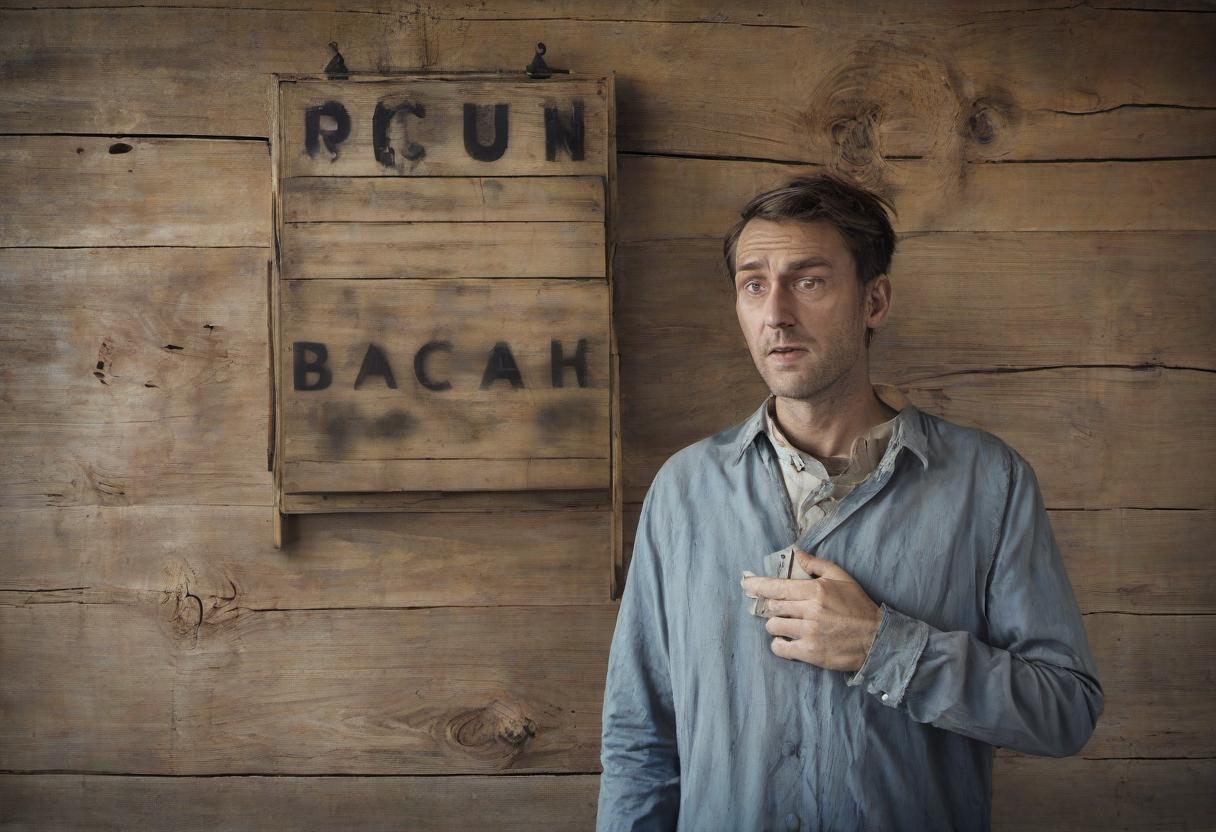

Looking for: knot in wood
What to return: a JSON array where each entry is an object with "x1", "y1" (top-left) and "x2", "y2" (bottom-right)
[
  {"x1": 447, "y1": 698, "x2": 538, "y2": 761},
  {"x1": 829, "y1": 106, "x2": 882, "y2": 170}
]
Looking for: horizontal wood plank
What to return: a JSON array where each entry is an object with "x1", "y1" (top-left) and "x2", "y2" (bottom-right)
[
  {"x1": 0, "y1": 600, "x2": 619, "y2": 774},
  {"x1": 0, "y1": 248, "x2": 271, "y2": 508},
  {"x1": 1071, "y1": 612, "x2": 1216, "y2": 760},
  {"x1": 0, "y1": 7, "x2": 421, "y2": 137},
  {"x1": 618, "y1": 156, "x2": 1216, "y2": 241},
  {"x1": 992, "y1": 757, "x2": 1216, "y2": 831},
  {"x1": 0, "y1": 773, "x2": 600, "y2": 831},
  {"x1": 280, "y1": 222, "x2": 605, "y2": 279},
  {"x1": 0, "y1": 137, "x2": 270, "y2": 248},
  {"x1": 621, "y1": 366, "x2": 1216, "y2": 508},
  {"x1": 283, "y1": 176, "x2": 605, "y2": 223},
  {"x1": 2, "y1": 758, "x2": 1213, "y2": 831},
  {"x1": 0, "y1": 603, "x2": 1207, "y2": 772},
  {"x1": 0, "y1": 504, "x2": 613, "y2": 608},
  {"x1": 278, "y1": 76, "x2": 609, "y2": 178},
  {"x1": 1050, "y1": 508, "x2": 1216, "y2": 615},
  {"x1": 280, "y1": 488, "x2": 609, "y2": 513}
]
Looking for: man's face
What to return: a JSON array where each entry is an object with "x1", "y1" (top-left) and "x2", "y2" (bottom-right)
[{"x1": 733, "y1": 217, "x2": 879, "y2": 401}]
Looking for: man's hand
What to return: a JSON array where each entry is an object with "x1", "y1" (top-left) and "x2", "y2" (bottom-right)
[{"x1": 740, "y1": 548, "x2": 883, "y2": 673}]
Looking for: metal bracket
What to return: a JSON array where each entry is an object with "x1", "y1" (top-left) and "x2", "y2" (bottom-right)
[{"x1": 525, "y1": 42, "x2": 569, "y2": 78}]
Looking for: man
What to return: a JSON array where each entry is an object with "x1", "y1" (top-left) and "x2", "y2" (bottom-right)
[{"x1": 596, "y1": 172, "x2": 1103, "y2": 831}]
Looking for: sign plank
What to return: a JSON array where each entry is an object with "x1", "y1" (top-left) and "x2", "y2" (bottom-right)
[
  {"x1": 283, "y1": 175, "x2": 605, "y2": 223},
  {"x1": 280, "y1": 277, "x2": 610, "y2": 493},
  {"x1": 280, "y1": 221, "x2": 605, "y2": 280},
  {"x1": 279, "y1": 76, "x2": 608, "y2": 178}
]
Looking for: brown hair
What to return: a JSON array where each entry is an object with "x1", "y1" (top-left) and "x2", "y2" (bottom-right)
[{"x1": 722, "y1": 171, "x2": 898, "y2": 347}]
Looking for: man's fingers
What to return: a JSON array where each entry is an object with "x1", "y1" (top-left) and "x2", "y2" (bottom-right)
[
  {"x1": 764, "y1": 615, "x2": 807, "y2": 639},
  {"x1": 794, "y1": 548, "x2": 849, "y2": 580},
  {"x1": 740, "y1": 575, "x2": 810, "y2": 600}
]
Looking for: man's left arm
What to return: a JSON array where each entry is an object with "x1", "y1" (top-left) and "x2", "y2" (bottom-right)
[
  {"x1": 850, "y1": 447, "x2": 1104, "y2": 756},
  {"x1": 744, "y1": 447, "x2": 1105, "y2": 757}
]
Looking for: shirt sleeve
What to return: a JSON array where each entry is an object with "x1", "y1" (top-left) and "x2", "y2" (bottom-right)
[
  {"x1": 846, "y1": 446, "x2": 1105, "y2": 757},
  {"x1": 597, "y1": 478, "x2": 681, "y2": 830}
]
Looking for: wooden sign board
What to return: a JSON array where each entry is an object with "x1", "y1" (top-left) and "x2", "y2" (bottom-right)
[{"x1": 270, "y1": 73, "x2": 619, "y2": 544}]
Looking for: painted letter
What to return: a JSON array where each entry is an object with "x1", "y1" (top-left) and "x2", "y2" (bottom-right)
[
  {"x1": 293, "y1": 341, "x2": 332, "y2": 391},
  {"x1": 415, "y1": 339, "x2": 453, "y2": 391},
  {"x1": 373, "y1": 98, "x2": 426, "y2": 168},
  {"x1": 544, "y1": 99, "x2": 585, "y2": 161},
  {"x1": 354, "y1": 343, "x2": 398, "y2": 390},
  {"x1": 551, "y1": 338, "x2": 589, "y2": 388},
  {"x1": 304, "y1": 101, "x2": 351, "y2": 160},
  {"x1": 480, "y1": 341, "x2": 525, "y2": 389},
  {"x1": 463, "y1": 103, "x2": 509, "y2": 162}
]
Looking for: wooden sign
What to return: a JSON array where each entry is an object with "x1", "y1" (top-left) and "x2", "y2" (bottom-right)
[{"x1": 270, "y1": 73, "x2": 619, "y2": 531}]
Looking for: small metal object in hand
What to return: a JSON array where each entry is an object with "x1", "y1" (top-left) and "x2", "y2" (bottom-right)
[{"x1": 747, "y1": 544, "x2": 813, "y2": 618}]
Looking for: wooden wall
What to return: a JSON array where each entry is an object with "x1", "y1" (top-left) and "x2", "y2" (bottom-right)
[{"x1": 1, "y1": 1, "x2": 1213, "y2": 828}]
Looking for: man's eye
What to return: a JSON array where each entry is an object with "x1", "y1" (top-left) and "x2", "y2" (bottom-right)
[
  {"x1": 743, "y1": 281, "x2": 762, "y2": 293},
  {"x1": 799, "y1": 278, "x2": 823, "y2": 289}
]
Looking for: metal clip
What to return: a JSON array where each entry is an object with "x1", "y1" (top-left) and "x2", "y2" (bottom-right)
[
  {"x1": 525, "y1": 42, "x2": 569, "y2": 78},
  {"x1": 324, "y1": 41, "x2": 349, "y2": 80}
]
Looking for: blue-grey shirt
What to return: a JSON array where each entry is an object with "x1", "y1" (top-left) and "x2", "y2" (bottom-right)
[{"x1": 596, "y1": 391, "x2": 1103, "y2": 831}]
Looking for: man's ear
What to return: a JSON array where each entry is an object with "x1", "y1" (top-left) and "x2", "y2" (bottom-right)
[{"x1": 864, "y1": 274, "x2": 892, "y2": 329}]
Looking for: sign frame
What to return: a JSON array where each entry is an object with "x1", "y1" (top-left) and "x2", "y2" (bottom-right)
[{"x1": 269, "y1": 71, "x2": 621, "y2": 593}]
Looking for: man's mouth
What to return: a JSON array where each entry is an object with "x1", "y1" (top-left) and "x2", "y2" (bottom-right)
[{"x1": 769, "y1": 346, "x2": 807, "y2": 354}]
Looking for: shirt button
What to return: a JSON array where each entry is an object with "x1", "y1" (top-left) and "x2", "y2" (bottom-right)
[{"x1": 881, "y1": 693, "x2": 889, "y2": 702}]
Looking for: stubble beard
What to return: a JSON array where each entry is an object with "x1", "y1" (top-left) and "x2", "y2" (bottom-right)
[{"x1": 755, "y1": 337, "x2": 862, "y2": 404}]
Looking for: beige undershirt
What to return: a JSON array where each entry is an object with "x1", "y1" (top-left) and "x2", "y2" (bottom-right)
[{"x1": 764, "y1": 384, "x2": 908, "y2": 536}]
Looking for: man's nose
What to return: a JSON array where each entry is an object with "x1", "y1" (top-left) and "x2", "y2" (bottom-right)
[{"x1": 763, "y1": 282, "x2": 796, "y2": 328}]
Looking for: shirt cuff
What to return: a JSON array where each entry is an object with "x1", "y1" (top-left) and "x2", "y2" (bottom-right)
[{"x1": 846, "y1": 602, "x2": 931, "y2": 708}]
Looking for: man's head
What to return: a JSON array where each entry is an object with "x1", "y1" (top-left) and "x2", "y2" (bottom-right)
[{"x1": 723, "y1": 172, "x2": 897, "y2": 402}]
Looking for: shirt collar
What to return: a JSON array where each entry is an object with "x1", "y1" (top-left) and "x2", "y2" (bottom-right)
[{"x1": 731, "y1": 382, "x2": 930, "y2": 470}]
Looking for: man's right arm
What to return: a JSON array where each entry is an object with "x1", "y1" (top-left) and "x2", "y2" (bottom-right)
[{"x1": 597, "y1": 481, "x2": 681, "y2": 831}]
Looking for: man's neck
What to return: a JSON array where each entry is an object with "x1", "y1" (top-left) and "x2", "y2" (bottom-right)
[{"x1": 773, "y1": 374, "x2": 895, "y2": 460}]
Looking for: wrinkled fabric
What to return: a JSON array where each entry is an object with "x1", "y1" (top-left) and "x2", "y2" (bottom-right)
[{"x1": 597, "y1": 388, "x2": 1104, "y2": 832}]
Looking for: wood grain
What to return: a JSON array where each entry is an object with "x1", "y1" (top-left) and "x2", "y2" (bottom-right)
[
  {"x1": 992, "y1": 757, "x2": 1216, "y2": 831},
  {"x1": 0, "y1": 504, "x2": 614, "y2": 608},
  {"x1": 0, "y1": 599, "x2": 618, "y2": 774},
  {"x1": 0, "y1": 7, "x2": 422, "y2": 137},
  {"x1": 0, "y1": 137, "x2": 271, "y2": 248},
  {"x1": 0, "y1": 247, "x2": 271, "y2": 508},
  {"x1": 0, "y1": 773, "x2": 600, "y2": 831},
  {"x1": 284, "y1": 457, "x2": 611, "y2": 493},
  {"x1": 2, "y1": 759, "x2": 1213, "y2": 831},
  {"x1": 280, "y1": 221, "x2": 605, "y2": 279},
  {"x1": 283, "y1": 175, "x2": 605, "y2": 223},
  {"x1": 6, "y1": 5, "x2": 1212, "y2": 163},
  {"x1": 423, "y1": 7, "x2": 1216, "y2": 162}
]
